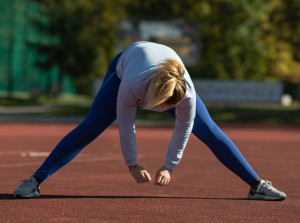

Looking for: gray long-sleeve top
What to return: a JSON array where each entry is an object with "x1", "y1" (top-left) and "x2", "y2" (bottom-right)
[{"x1": 116, "y1": 41, "x2": 196, "y2": 169}]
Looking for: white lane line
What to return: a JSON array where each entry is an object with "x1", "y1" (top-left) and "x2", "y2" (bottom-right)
[
  {"x1": 20, "y1": 152, "x2": 50, "y2": 157},
  {"x1": 0, "y1": 151, "x2": 50, "y2": 157},
  {"x1": 0, "y1": 151, "x2": 26, "y2": 156}
]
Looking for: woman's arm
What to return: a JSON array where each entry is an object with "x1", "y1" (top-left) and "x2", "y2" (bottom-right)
[
  {"x1": 154, "y1": 94, "x2": 196, "y2": 186},
  {"x1": 116, "y1": 79, "x2": 138, "y2": 166},
  {"x1": 163, "y1": 92, "x2": 196, "y2": 170},
  {"x1": 117, "y1": 79, "x2": 152, "y2": 183}
]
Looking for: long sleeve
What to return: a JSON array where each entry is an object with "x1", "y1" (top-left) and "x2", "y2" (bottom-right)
[
  {"x1": 163, "y1": 91, "x2": 196, "y2": 169},
  {"x1": 116, "y1": 79, "x2": 138, "y2": 166},
  {"x1": 115, "y1": 41, "x2": 197, "y2": 169}
]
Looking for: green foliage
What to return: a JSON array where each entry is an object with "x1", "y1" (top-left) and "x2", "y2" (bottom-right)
[
  {"x1": 29, "y1": 0, "x2": 98, "y2": 94},
  {"x1": 121, "y1": 0, "x2": 300, "y2": 82},
  {"x1": 29, "y1": 0, "x2": 300, "y2": 97},
  {"x1": 198, "y1": 0, "x2": 270, "y2": 80},
  {"x1": 266, "y1": 0, "x2": 300, "y2": 82}
]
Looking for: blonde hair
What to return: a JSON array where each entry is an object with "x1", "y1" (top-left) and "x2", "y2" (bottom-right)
[{"x1": 144, "y1": 58, "x2": 186, "y2": 109}]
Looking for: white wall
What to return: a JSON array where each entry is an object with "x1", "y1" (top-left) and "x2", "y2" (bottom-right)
[
  {"x1": 193, "y1": 79, "x2": 282, "y2": 104},
  {"x1": 94, "y1": 78, "x2": 283, "y2": 105}
]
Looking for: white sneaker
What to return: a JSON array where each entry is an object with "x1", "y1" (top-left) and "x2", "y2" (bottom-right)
[
  {"x1": 248, "y1": 180, "x2": 287, "y2": 201},
  {"x1": 14, "y1": 177, "x2": 40, "y2": 198}
]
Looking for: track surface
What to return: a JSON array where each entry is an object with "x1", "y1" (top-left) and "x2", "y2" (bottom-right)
[{"x1": 0, "y1": 123, "x2": 299, "y2": 222}]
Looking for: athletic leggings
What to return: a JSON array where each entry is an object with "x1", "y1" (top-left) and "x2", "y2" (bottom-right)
[{"x1": 34, "y1": 53, "x2": 259, "y2": 185}]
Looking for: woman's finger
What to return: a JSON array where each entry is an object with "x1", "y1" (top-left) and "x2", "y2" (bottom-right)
[
  {"x1": 160, "y1": 176, "x2": 167, "y2": 186},
  {"x1": 139, "y1": 175, "x2": 146, "y2": 183},
  {"x1": 136, "y1": 177, "x2": 140, "y2": 183},
  {"x1": 163, "y1": 178, "x2": 170, "y2": 186},
  {"x1": 138, "y1": 175, "x2": 145, "y2": 183},
  {"x1": 155, "y1": 174, "x2": 163, "y2": 185},
  {"x1": 158, "y1": 175, "x2": 163, "y2": 184},
  {"x1": 144, "y1": 171, "x2": 152, "y2": 182}
]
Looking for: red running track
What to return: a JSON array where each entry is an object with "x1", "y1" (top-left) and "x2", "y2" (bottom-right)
[{"x1": 0, "y1": 123, "x2": 299, "y2": 223}]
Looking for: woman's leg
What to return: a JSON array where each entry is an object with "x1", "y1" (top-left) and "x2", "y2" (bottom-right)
[
  {"x1": 167, "y1": 94, "x2": 260, "y2": 185},
  {"x1": 34, "y1": 53, "x2": 122, "y2": 182}
]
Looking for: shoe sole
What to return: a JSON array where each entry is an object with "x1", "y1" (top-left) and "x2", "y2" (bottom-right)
[
  {"x1": 248, "y1": 193, "x2": 286, "y2": 201},
  {"x1": 14, "y1": 191, "x2": 40, "y2": 198}
]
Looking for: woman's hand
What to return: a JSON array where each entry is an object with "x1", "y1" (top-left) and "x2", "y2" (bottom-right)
[
  {"x1": 128, "y1": 164, "x2": 152, "y2": 184},
  {"x1": 154, "y1": 166, "x2": 173, "y2": 186}
]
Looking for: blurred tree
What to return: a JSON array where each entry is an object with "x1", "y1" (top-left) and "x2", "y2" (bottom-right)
[
  {"x1": 266, "y1": 0, "x2": 300, "y2": 82},
  {"x1": 122, "y1": 0, "x2": 271, "y2": 79},
  {"x1": 123, "y1": 0, "x2": 300, "y2": 83},
  {"x1": 29, "y1": 0, "x2": 300, "y2": 97},
  {"x1": 198, "y1": 0, "x2": 271, "y2": 80},
  {"x1": 29, "y1": 0, "x2": 98, "y2": 95},
  {"x1": 87, "y1": 0, "x2": 130, "y2": 78},
  {"x1": 29, "y1": 0, "x2": 134, "y2": 94}
]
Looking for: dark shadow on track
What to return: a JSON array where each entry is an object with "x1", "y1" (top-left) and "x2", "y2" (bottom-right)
[{"x1": 0, "y1": 193, "x2": 248, "y2": 201}]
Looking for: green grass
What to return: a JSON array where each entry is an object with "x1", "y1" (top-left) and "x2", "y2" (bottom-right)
[
  {"x1": 42, "y1": 105, "x2": 90, "y2": 116},
  {"x1": 136, "y1": 105, "x2": 300, "y2": 126},
  {"x1": 207, "y1": 105, "x2": 300, "y2": 126},
  {"x1": 0, "y1": 94, "x2": 92, "y2": 107},
  {"x1": 0, "y1": 97, "x2": 41, "y2": 106}
]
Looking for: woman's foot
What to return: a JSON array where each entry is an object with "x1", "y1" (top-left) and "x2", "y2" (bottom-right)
[
  {"x1": 248, "y1": 180, "x2": 287, "y2": 201},
  {"x1": 14, "y1": 176, "x2": 40, "y2": 198}
]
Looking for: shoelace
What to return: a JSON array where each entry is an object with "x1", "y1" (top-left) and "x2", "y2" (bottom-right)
[
  {"x1": 257, "y1": 180, "x2": 272, "y2": 192},
  {"x1": 264, "y1": 180, "x2": 272, "y2": 186},
  {"x1": 17, "y1": 178, "x2": 32, "y2": 185}
]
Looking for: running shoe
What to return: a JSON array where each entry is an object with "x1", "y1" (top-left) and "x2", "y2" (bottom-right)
[
  {"x1": 248, "y1": 180, "x2": 286, "y2": 201},
  {"x1": 14, "y1": 176, "x2": 40, "y2": 198}
]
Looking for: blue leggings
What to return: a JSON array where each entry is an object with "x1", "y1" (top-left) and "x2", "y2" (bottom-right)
[{"x1": 34, "y1": 53, "x2": 259, "y2": 184}]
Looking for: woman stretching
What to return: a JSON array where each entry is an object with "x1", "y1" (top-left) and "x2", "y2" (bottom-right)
[{"x1": 14, "y1": 41, "x2": 286, "y2": 201}]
